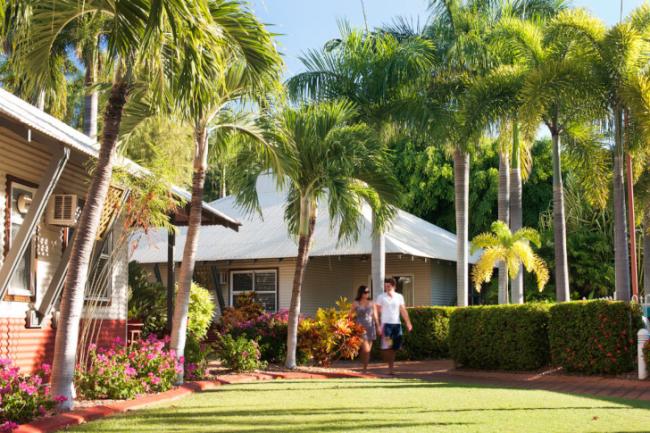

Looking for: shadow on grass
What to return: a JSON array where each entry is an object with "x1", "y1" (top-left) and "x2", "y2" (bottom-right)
[{"x1": 69, "y1": 379, "x2": 650, "y2": 433}]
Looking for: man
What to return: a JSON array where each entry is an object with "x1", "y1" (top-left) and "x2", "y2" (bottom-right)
[{"x1": 375, "y1": 277, "x2": 412, "y2": 375}]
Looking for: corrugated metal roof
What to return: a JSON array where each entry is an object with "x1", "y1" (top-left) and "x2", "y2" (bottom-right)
[
  {"x1": 0, "y1": 87, "x2": 239, "y2": 230},
  {"x1": 131, "y1": 175, "x2": 481, "y2": 264}
]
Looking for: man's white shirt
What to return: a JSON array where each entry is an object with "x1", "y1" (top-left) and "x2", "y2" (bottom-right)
[{"x1": 376, "y1": 292, "x2": 405, "y2": 325}]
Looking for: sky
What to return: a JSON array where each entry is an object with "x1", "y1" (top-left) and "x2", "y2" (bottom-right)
[{"x1": 249, "y1": 0, "x2": 648, "y2": 76}]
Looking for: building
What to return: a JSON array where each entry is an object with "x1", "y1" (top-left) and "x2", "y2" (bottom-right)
[
  {"x1": 0, "y1": 88, "x2": 238, "y2": 372},
  {"x1": 132, "y1": 175, "x2": 479, "y2": 316}
]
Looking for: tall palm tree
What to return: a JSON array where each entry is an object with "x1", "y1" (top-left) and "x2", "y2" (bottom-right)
[
  {"x1": 168, "y1": 0, "x2": 282, "y2": 382},
  {"x1": 550, "y1": 6, "x2": 650, "y2": 301},
  {"x1": 233, "y1": 100, "x2": 400, "y2": 368},
  {"x1": 471, "y1": 220, "x2": 549, "y2": 292},
  {"x1": 19, "y1": 0, "x2": 216, "y2": 408},
  {"x1": 287, "y1": 25, "x2": 434, "y2": 296},
  {"x1": 496, "y1": 12, "x2": 605, "y2": 301}
]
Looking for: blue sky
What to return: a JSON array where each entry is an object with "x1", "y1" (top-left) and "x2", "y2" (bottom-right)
[{"x1": 249, "y1": 0, "x2": 647, "y2": 76}]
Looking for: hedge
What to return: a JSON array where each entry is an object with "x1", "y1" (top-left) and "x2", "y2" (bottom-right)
[
  {"x1": 549, "y1": 301, "x2": 642, "y2": 375},
  {"x1": 398, "y1": 307, "x2": 455, "y2": 360},
  {"x1": 449, "y1": 304, "x2": 551, "y2": 371}
]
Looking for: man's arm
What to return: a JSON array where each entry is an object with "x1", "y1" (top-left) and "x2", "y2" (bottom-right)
[{"x1": 400, "y1": 304, "x2": 412, "y2": 332}]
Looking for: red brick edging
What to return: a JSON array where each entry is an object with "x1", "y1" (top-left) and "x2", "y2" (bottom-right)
[{"x1": 14, "y1": 371, "x2": 369, "y2": 433}]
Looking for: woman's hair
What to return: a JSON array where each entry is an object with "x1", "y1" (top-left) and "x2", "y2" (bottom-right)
[{"x1": 355, "y1": 285, "x2": 370, "y2": 301}]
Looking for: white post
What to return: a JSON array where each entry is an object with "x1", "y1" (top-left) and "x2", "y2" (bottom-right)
[
  {"x1": 371, "y1": 232, "x2": 385, "y2": 300},
  {"x1": 638, "y1": 328, "x2": 649, "y2": 380}
]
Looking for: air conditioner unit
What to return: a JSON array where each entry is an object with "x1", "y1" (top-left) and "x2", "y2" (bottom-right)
[
  {"x1": 219, "y1": 272, "x2": 228, "y2": 285},
  {"x1": 47, "y1": 194, "x2": 78, "y2": 227}
]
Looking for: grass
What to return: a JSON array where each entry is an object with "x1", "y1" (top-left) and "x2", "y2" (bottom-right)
[{"x1": 68, "y1": 379, "x2": 650, "y2": 433}]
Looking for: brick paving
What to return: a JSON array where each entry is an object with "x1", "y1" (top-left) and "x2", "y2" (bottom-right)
[{"x1": 336, "y1": 360, "x2": 650, "y2": 402}]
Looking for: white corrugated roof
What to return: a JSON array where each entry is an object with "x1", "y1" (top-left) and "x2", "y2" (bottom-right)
[
  {"x1": 131, "y1": 175, "x2": 480, "y2": 264},
  {"x1": 0, "y1": 87, "x2": 239, "y2": 230}
]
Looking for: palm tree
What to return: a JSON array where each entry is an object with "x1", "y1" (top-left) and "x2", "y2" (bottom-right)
[
  {"x1": 19, "y1": 0, "x2": 216, "y2": 408},
  {"x1": 461, "y1": 65, "x2": 529, "y2": 303},
  {"x1": 168, "y1": 1, "x2": 282, "y2": 381},
  {"x1": 550, "y1": 6, "x2": 650, "y2": 301},
  {"x1": 287, "y1": 26, "x2": 434, "y2": 296},
  {"x1": 497, "y1": 12, "x2": 605, "y2": 301},
  {"x1": 471, "y1": 220, "x2": 549, "y2": 292},
  {"x1": 233, "y1": 100, "x2": 400, "y2": 368}
]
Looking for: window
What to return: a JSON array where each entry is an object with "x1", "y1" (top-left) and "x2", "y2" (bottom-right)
[
  {"x1": 85, "y1": 231, "x2": 112, "y2": 302},
  {"x1": 5, "y1": 179, "x2": 36, "y2": 297},
  {"x1": 230, "y1": 269, "x2": 277, "y2": 311}
]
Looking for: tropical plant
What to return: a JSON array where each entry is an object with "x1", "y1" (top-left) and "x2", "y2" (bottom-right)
[
  {"x1": 298, "y1": 298, "x2": 365, "y2": 366},
  {"x1": 169, "y1": 0, "x2": 283, "y2": 382},
  {"x1": 17, "y1": 0, "x2": 218, "y2": 408},
  {"x1": 287, "y1": 24, "x2": 435, "y2": 294},
  {"x1": 549, "y1": 5, "x2": 650, "y2": 301},
  {"x1": 497, "y1": 11, "x2": 606, "y2": 302},
  {"x1": 232, "y1": 100, "x2": 400, "y2": 368},
  {"x1": 471, "y1": 220, "x2": 549, "y2": 293},
  {"x1": 216, "y1": 334, "x2": 266, "y2": 372},
  {"x1": 75, "y1": 335, "x2": 182, "y2": 400}
]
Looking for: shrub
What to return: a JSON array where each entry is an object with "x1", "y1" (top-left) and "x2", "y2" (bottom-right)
[
  {"x1": 216, "y1": 335, "x2": 266, "y2": 372},
  {"x1": 644, "y1": 339, "x2": 650, "y2": 367},
  {"x1": 75, "y1": 336, "x2": 182, "y2": 400},
  {"x1": 217, "y1": 293, "x2": 265, "y2": 332},
  {"x1": 184, "y1": 338, "x2": 216, "y2": 380},
  {"x1": 399, "y1": 307, "x2": 455, "y2": 360},
  {"x1": 0, "y1": 360, "x2": 63, "y2": 429},
  {"x1": 229, "y1": 310, "x2": 290, "y2": 363},
  {"x1": 449, "y1": 304, "x2": 551, "y2": 371},
  {"x1": 549, "y1": 301, "x2": 642, "y2": 375},
  {"x1": 298, "y1": 298, "x2": 365, "y2": 366}
]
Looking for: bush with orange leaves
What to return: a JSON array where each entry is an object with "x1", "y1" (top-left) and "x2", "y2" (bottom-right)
[{"x1": 298, "y1": 297, "x2": 364, "y2": 366}]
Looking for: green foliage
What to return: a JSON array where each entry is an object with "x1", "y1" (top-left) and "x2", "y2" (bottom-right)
[
  {"x1": 449, "y1": 304, "x2": 552, "y2": 371},
  {"x1": 128, "y1": 262, "x2": 215, "y2": 341},
  {"x1": 216, "y1": 334, "x2": 266, "y2": 372},
  {"x1": 298, "y1": 298, "x2": 365, "y2": 366},
  {"x1": 549, "y1": 301, "x2": 642, "y2": 374},
  {"x1": 399, "y1": 307, "x2": 456, "y2": 360}
]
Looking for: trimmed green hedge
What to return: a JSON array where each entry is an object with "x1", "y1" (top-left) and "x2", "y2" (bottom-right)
[
  {"x1": 449, "y1": 304, "x2": 551, "y2": 371},
  {"x1": 549, "y1": 301, "x2": 642, "y2": 375},
  {"x1": 399, "y1": 307, "x2": 455, "y2": 360}
]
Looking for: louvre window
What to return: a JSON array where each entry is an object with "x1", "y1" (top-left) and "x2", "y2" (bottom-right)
[{"x1": 231, "y1": 269, "x2": 277, "y2": 312}]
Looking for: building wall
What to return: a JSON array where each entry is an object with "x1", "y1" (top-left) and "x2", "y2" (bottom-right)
[
  {"x1": 146, "y1": 253, "x2": 457, "y2": 318},
  {"x1": 0, "y1": 126, "x2": 127, "y2": 371}
]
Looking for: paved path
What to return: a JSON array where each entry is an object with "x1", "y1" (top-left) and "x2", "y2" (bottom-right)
[{"x1": 336, "y1": 360, "x2": 650, "y2": 402}]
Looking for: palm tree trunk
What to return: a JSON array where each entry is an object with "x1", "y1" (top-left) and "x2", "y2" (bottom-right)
[
  {"x1": 551, "y1": 126, "x2": 570, "y2": 302},
  {"x1": 83, "y1": 54, "x2": 99, "y2": 140},
  {"x1": 220, "y1": 165, "x2": 227, "y2": 198},
  {"x1": 510, "y1": 122, "x2": 524, "y2": 304},
  {"x1": 286, "y1": 196, "x2": 316, "y2": 368},
  {"x1": 497, "y1": 150, "x2": 510, "y2": 304},
  {"x1": 613, "y1": 107, "x2": 631, "y2": 301},
  {"x1": 50, "y1": 78, "x2": 128, "y2": 409},
  {"x1": 170, "y1": 125, "x2": 209, "y2": 383},
  {"x1": 454, "y1": 149, "x2": 469, "y2": 307},
  {"x1": 643, "y1": 206, "x2": 650, "y2": 296}
]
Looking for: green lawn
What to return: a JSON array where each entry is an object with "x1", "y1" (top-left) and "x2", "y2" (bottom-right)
[{"x1": 68, "y1": 379, "x2": 650, "y2": 433}]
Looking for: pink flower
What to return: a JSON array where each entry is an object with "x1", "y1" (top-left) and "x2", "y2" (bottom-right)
[
  {"x1": 124, "y1": 367, "x2": 137, "y2": 377},
  {"x1": 54, "y1": 395, "x2": 67, "y2": 403},
  {"x1": 19, "y1": 381, "x2": 37, "y2": 395},
  {"x1": 0, "y1": 421, "x2": 18, "y2": 432},
  {"x1": 40, "y1": 363, "x2": 52, "y2": 375}
]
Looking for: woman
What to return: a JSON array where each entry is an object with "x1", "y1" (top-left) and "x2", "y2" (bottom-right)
[{"x1": 350, "y1": 285, "x2": 380, "y2": 373}]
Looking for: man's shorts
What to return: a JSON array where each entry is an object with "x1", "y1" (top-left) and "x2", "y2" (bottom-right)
[{"x1": 380, "y1": 323, "x2": 403, "y2": 350}]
